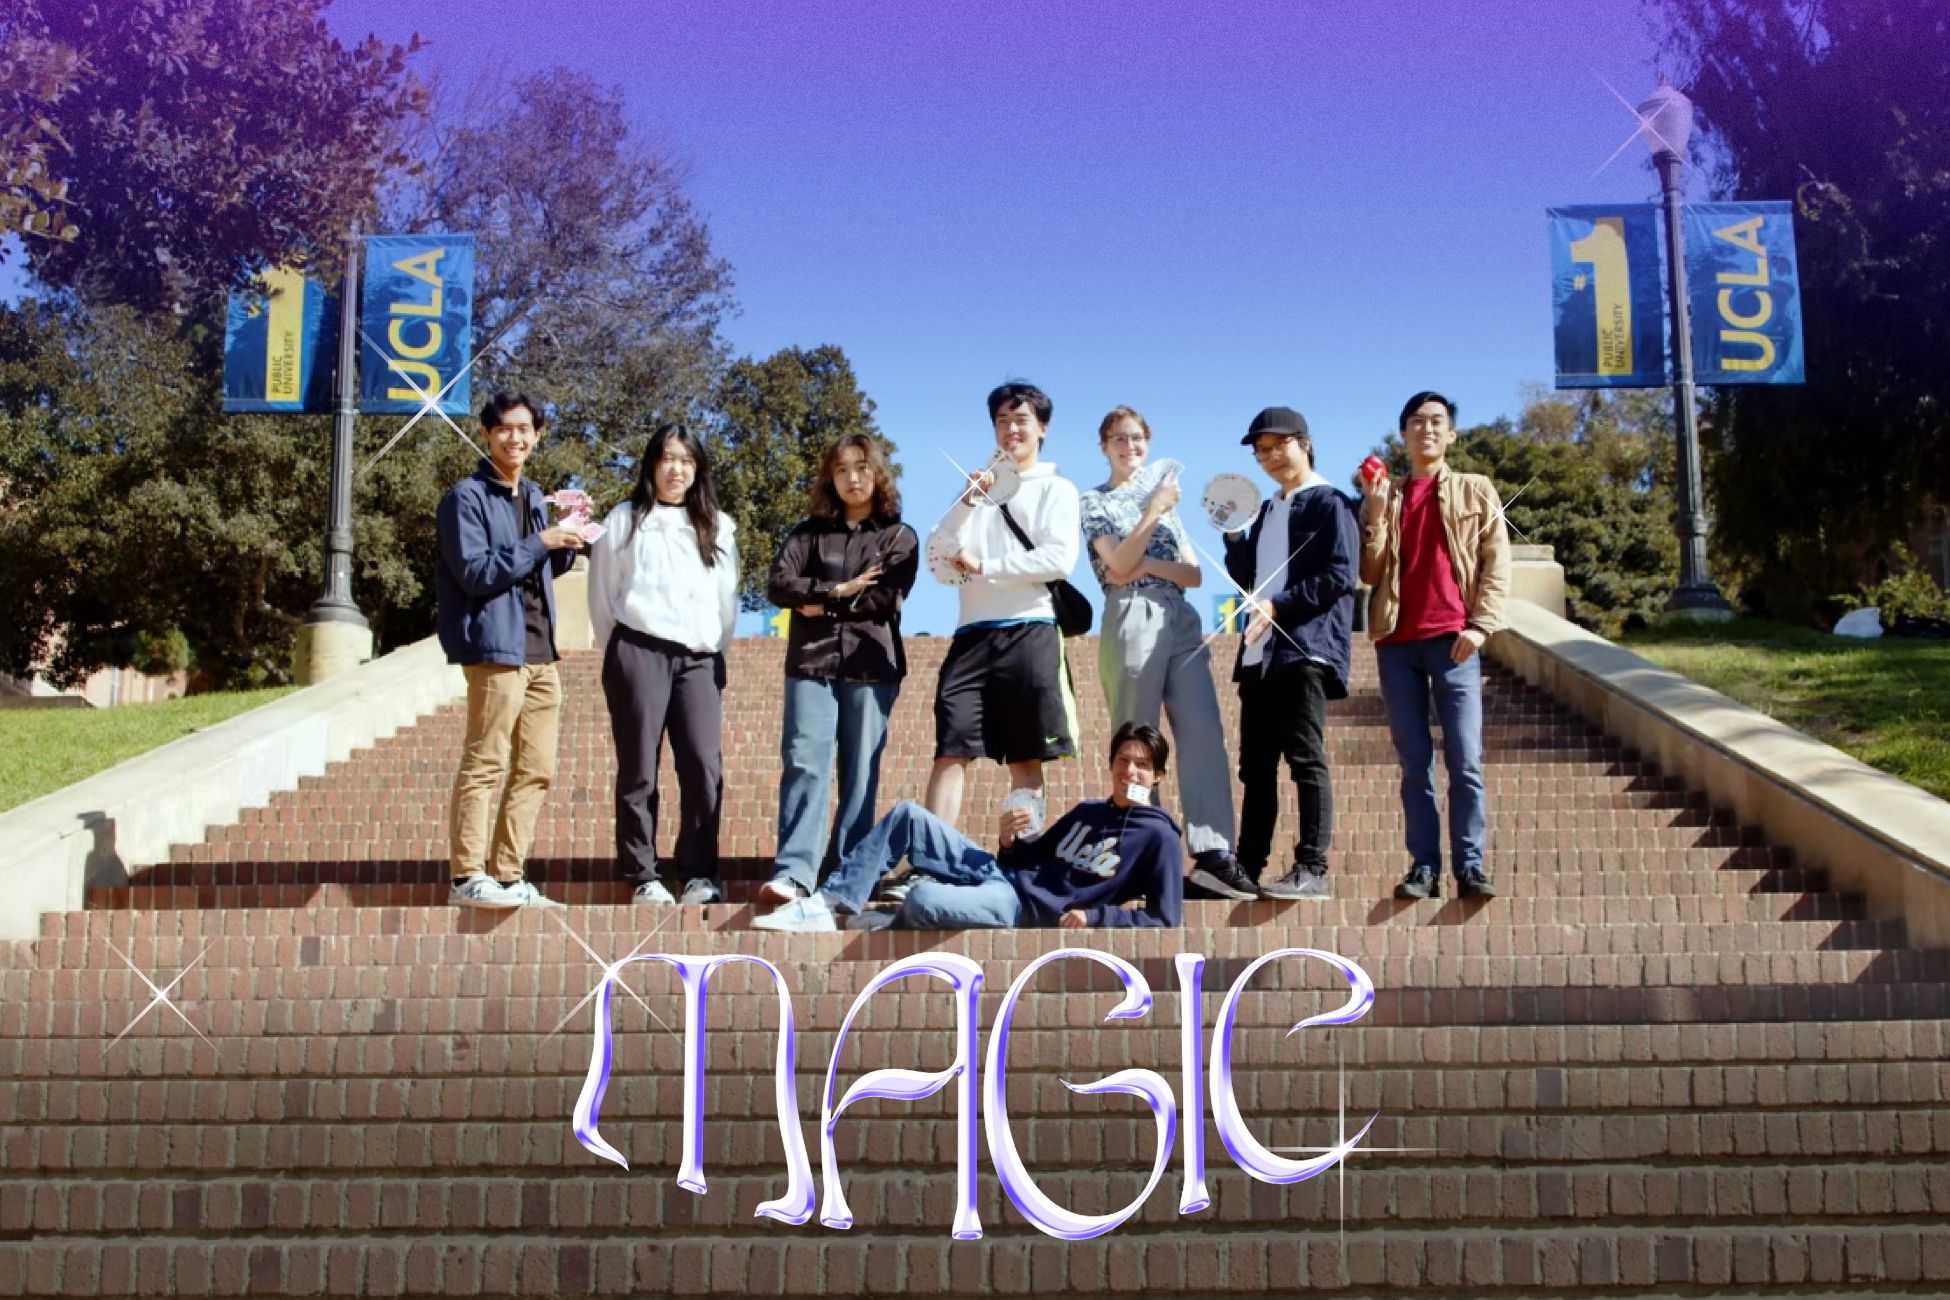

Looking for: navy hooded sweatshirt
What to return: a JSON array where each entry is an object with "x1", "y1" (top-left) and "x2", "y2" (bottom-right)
[{"x1": 1000, "y1": 799, "x2": 1184, "y2": 929}]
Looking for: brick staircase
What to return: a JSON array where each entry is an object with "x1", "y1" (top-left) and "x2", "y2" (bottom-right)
[{"x1": 4, "y1": 635, "x2": 1950, "y2": 1297}]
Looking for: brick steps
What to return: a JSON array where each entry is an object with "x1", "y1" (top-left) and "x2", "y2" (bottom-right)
[
  {"x1": 8, "y1": 1059, "x2": 1950, "y2": 1126},
  {"x1": 64, "y1": 889, "x2": 1871, "y2": 924},
  {"x1": 6, "y1": 636, "x2": 1948, "y2": 1296},
  {"x1": 8, "y1": 1226, "x2": 1950, "y2": 1297}
]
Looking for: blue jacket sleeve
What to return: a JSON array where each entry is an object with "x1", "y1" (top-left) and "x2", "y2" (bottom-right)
[
  {"x1": 1222, "y1": 521, "x2": 1257, "y2": 596},
  {"x1": 1088, "y1": 831, "x2": 1183, "y2": 929},
  {"x1": 1269, "y1": 496, "x2": 1359, "y2": 627},
  {"x1": 437, "y1": 485, "x2": 550, "y2": 600}
]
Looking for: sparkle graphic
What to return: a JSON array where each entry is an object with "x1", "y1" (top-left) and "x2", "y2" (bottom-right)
[
  {"x1": 542, "y1": 905, "x2": 682, "y2": 1041},
  {"x1": 1589, "y1": 71, "x2": 1687, "y2": 178},
  {"x1": 1178, "y1": 530, "x2": 1322, "y2": 665},
  {"x1": 103, "y1": 940, "x2": 222, "y2": 1061},
  {"x1": 354, "y1": 314, "x2": 528, "y2": 476},
  {"x1": 934, "y1": 445, "x2": 1012, "y2": 516},
  {"x1": 1479, "y1": 473, "x2": 1541, "y2": 546},
  {"x1": 1269, "y1": 1052, "x2": 1441, "y2": 1250}
]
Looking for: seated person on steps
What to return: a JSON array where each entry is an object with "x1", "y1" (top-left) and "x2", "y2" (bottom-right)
[{"x1": 754, "y1": 722, "x2": 1183, "y2": 932}]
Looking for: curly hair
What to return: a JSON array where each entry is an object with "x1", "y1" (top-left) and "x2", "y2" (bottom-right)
[{"x1": 809, "y1": 433, "x2": 901, "y2": 523}]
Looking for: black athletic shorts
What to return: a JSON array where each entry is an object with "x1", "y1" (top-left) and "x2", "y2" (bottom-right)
[{"x1": 933, "y1": 620, "x2": 1079, "y2": 764}]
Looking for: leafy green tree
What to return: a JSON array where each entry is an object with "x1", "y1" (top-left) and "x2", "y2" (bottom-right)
[
  {"x1": 4, "y1": 0, "x2": 424, "y2": 311},
  {"x1": 354, "y1": 67, "x2": 740, "y2": 645},
  {"x1": 1648, "y1": 0, "x2": 1950, "y2": 619},
  {"x1": 1369, "y1": 388, "x2": 1679, "y2": 636},
  {"x1": 0, "y1": 303, "x2": 410, "y2": 685},
  {"x1": 710, "y1": 345, "x2": 892, "y2": 608}
]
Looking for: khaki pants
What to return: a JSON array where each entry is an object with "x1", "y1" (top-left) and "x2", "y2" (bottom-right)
[{"x1": 449, "y1": 662, "x2": 562, "y2": 881}]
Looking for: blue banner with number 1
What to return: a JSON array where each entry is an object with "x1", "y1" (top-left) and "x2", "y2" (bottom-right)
[{"x1": 1547, "y1": 205, "x2": 1668, "y2": 388}]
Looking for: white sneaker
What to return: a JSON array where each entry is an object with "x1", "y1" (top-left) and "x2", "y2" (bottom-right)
[
  {"x1": 499, "y1": 880, "x2": 565, "y2": 909},
  {"x1": 877, "y1": 875, "x2": 914, "y2": 905},
  {"x1": 679, "y1": 877, "x2": 723, "y2": 906},
  {"x1": 450, "y1": 876, "x2": 520, "y2": 910},
  {"x1": 751, "y1": 894, "x2": 838, "y2": 933},
  {"x1": 632, "y1": 879, "x2": 677, "y2": 906},
  {"x1": 757, "y1": 876, "x2": 807, "y2": 906}
]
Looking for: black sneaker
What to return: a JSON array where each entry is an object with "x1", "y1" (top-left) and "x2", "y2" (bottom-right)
[
  {"x1": 1456, "y1": 869, "x2": 1497, "y2": 899},
  {"x1": 1394, "y1": 864, "x2": 1440, "y2": 900},
  {"x1": 1187, "y1": 854, "x2": 1262, "y2": 902},
  {"x1": 1260, "y1": 866, "x2": 1330, "y2": 900}
]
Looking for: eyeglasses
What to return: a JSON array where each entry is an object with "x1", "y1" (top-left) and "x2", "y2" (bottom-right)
[{"x1": 1104, "y1": 434, "x2": 1147, "y2": 448}]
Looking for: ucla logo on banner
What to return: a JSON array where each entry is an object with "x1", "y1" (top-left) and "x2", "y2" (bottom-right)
[
  {"x1": 1214, "y1": 596, "x2": 1243, "y2": 634},
  {"x1": 1683, "y1": 202, "x2": 1806, "y2": 385},
  {"x1": 221, "y1": 265, "x2": 336, "y2": 414},
  {"x1": 359, "y1": 234, "x2": 476, "y2": 416},
  {"x1": 1546, "y1": 205, "x2": 1668, "y2": 388}
]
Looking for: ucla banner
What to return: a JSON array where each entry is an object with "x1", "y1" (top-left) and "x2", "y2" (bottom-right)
[
  {"x1": 1548, "y1": 205, "x2": 1668, "y2": 388},
  {"x1": 221, "y1": 266, "x2": 335, "y2": 414},
  {"x1": 1213, "y1": 595, "x2": 1243, "y2": 634},
  {"x1": 1684, "y1": 202, "x2": 1806, "y2": 385},
  {"x1": 359, "y1": 234, "x2": 476, "y2": 416}
]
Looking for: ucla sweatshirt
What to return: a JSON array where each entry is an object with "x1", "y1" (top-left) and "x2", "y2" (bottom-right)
[{"x1": 1001, "y1": 799, "x2": 1184, "y2": 929}]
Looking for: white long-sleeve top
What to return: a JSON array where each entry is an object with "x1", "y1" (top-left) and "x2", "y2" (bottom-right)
[
  {"x1": 588, "y1": 501, "x2": 739, "y2": 654},
  {"x1": 927, "y1": 461, "x2": 1081, "y2": 628}
]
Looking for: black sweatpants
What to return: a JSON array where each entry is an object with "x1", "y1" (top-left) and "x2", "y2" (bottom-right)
[
  {"x1": 602, "y1": 625, "x2": 725, "y2": 883},
  {"x1": 1236, "y1": 660, "x2": 1333, "y2": 878}
]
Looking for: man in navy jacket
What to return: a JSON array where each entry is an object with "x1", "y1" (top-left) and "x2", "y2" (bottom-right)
[
  {"x1": 754, "y1": 721, "x2": 1183, "y2": 931},
  {"x1": 1223, "y1": 406, "x2": 1359, "y2": 900},
  {"x1": 436, "y1": 392, "x2": 584, "y2": 909}
]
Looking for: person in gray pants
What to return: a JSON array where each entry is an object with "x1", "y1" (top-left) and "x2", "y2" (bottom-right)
[{"x1": 1079, "y1": 405, "x2": 1260, "y2": 901}]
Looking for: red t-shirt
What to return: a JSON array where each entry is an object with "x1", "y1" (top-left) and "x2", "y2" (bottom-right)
[{"x1": 1382, "y1": 476, "x2": 1468, "y2": 643}]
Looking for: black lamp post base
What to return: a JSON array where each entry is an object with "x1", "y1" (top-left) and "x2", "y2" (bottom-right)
[{"x1": 1661, "y1": 585, "x2": 1736, "y2": 622}]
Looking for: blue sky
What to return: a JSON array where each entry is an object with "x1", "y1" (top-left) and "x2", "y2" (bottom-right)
[{"x1": 17, "y1": 1, "x2": 1692, "y2": 638}]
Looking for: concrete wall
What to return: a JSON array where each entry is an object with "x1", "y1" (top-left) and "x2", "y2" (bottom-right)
[
  {"x1": 0, "y1": 636, "x2": 465, "y2": 942},
  {"x1": 1490, "y1": 600, "x2": 1950, "y2": 947}
]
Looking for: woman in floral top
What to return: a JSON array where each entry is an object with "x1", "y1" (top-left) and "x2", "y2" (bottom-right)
[{"x1": 1077, "y1": 407, "x2": 1259, "y2": 901}]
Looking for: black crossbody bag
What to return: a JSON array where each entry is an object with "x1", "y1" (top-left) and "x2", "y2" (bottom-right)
[{"x1": 997, "y1": 503, "x2": 1094, "y2": 638}]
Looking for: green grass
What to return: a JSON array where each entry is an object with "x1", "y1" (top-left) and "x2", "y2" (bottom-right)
[
  {"x1": 0, "y1": 687, "x2": 298, "y2": 814},
  {"x1": 1620, "y1": 619, "x2": 1950, "y2": 802}
]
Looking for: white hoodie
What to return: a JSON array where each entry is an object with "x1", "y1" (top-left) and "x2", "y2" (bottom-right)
[
  {"x1": 927, "y1": 461, "x2": 1081, "y2": 628},
  {"x1": 588, "y1": 501, "x2": 739, "y2": 654}
]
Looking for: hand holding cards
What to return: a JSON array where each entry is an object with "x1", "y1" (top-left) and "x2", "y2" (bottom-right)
[{"x1": 546, "y1": 489, "x2": 606, "y2": 544}]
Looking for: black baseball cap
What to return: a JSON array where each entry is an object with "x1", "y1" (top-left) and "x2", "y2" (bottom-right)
[{"x1": 1241, "y1": 406, "x2": 1309, "y2": 445}]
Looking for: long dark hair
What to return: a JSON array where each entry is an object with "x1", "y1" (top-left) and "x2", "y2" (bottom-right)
[
  {"x1": 628, "y1": 424, "x2": 721, "y2": 566},
  {"x1": 809, "y1": 433, "x2": 901, "y2": 523}
]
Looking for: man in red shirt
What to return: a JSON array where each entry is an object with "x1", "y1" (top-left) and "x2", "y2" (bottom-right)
[{"x1": 1358, "y1": 391, "x2": 1512, "y2": 900}]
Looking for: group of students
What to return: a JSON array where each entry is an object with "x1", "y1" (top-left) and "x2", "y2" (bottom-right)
[{"x1": 433, "y1": 380, "x2": 1510, "y2": 931}]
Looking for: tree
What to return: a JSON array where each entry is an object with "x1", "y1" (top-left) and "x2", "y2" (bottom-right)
[
  {"x1": 1368, "y1": 388, "x2": 1679, "y2": 637},
  {"x1": 1648, "y1": 0, "x2": 1950, "y2": 619},
  {"x1": 0, "y1": 2, "x2": 83, "y2": 251},
  {"x1": 356, "y1": 66, "x2": 740, "y2": 645},
  {"x1": 710, "y1": 345, "x2": 891, "y2": 607},
  {"x1": 3, "y1": 0, "x2": 425, "y2": 311}
]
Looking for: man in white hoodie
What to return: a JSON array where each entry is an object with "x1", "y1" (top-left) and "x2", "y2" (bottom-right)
[{"x1": 924, "y1": 382, "x2": 1083, "y2": 827}]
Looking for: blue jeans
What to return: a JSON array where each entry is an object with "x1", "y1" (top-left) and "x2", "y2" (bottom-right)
[
  {"x1": 819, "y1": 801, "x2": 1023, "y2": 929},
  {"x1": 772, "y1": 677, "x2": 898, "y2": 893},
  {"x1": 1375, "y1": 635, "x2": 1486, "y2": 878}
]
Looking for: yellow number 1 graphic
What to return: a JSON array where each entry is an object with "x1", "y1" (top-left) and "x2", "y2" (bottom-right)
[{"x1": 1569, "y1": 218, "x2": 1634, "y2": 377}]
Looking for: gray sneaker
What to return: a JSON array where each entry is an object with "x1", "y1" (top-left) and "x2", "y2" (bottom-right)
[
  {"x1": 450, "y1": 876, "x2": 520, "y2": 910},
  {"x1": 499, "y1": 880, "x2": 565, "y2": 909},
  {"x1": 680, "y1": 877, "x2": 723, "y2": 906},
  {"x1": 1260, "y1": 867, "x2": 1331, "y2": 900}
]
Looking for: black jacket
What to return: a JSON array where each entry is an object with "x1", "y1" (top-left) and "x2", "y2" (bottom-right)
[
  {"x1": 1222, "y1": 481, "x2": 1360, "y2": 698},
  {"x1": 766, "y1": 515, "x2": 920, "y2": 682}
]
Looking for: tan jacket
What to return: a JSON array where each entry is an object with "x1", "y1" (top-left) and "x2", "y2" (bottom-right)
[{"x1": 1360, "y1": 465, "x2": 1511, "y2": 642}]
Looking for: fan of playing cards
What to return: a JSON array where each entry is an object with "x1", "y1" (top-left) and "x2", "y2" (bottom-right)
[
  {"x1": 545, "y1": 489, "x2": 606, "y2": 544},
  {"x1": 1200, "y1": 473, "x2": 1261, "y2": 532},
  {"x1": 925, "y1": 531, "x2": 971, "y2": 586}
]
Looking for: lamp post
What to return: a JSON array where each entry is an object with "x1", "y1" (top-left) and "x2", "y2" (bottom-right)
[
  {"x1": 1639, "y1": 79, "x2": 1733, "y2": 619},
  {"x1": 294, "y1": 232, "x2": 374, "y2": 682}
]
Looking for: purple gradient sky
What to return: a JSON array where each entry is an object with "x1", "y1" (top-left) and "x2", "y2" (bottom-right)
[{"x1": 41, "y1": 0, "x2": 1692, "y2": 637}]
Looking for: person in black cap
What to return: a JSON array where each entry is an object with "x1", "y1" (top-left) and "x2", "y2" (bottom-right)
[{"x1": 1220, "y1": 406, "x2": 1360, "y2": 899}]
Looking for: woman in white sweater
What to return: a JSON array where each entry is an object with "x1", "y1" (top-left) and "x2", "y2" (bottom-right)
[{"x1": 588, "y1": 425, "x2": 739, "y2": 905}]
